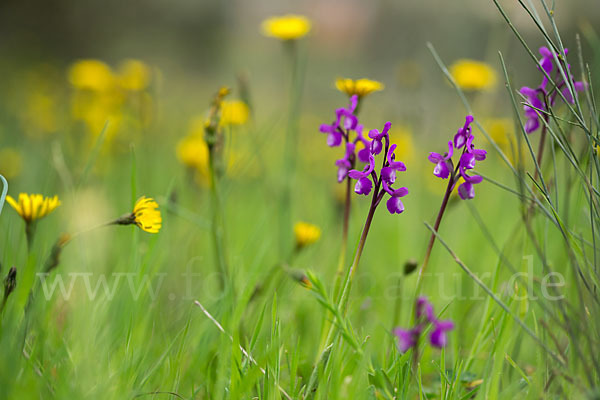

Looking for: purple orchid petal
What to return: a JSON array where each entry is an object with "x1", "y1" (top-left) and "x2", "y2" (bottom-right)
[
  {"x1": 354, "y1": 176, "x2": 373, "y2": 195},
  {"x1": 416, "y1": 297, "x2": 435, "y2": 322},
  {"x1": 381, "y1": 166, "x2": 396, "y2": 185},
  {"x1": 428, "y1": 152, "x2": 443, "y2": 163},
  {"x1": 430, "y1": 319, "x2": 455, "y2": 348},
  {"x1": 460, "y1": 153, "x2": 476, "y2": 170},
  {"x1": 392, "y1": 186, "x2": 409, "y2": 197},
  {"x1": 433, "y1": 161, "x2": 451, "y2": 179},
  {"x1": 327, "y1": 130, "x2": 343, "y2": 147},
  {"x1": 393, "y1": 328, "x2": 418, "y2": 352},
  {"x1": 370, "y1": 138, "x2": 383, "y2": 155},
  {"x1": 386, "y1": 196, "x2": 405, "y2": 214},
  {"x1": 348, "y1": 153, "x2": 375, "y2": 179},
  {"x1": 357, "y1": 147, "x2": 371, "y2": 163},
  {"x1": 458, "y1": 181, "x2": 475, "y2": 200}
]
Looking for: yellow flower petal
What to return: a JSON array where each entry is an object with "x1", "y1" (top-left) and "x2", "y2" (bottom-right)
[
  {"x1": 449, "y1": 59, "x2": 497, "y2": 91},
  {"x1": 261, "y1": 15, "x2": 311, "y2": 40},
  {"x1": 335, "y1": 78, "x2": 384, "y2": 97},
  {"x1": 294, "y1": 222, "x2": 321, "y2": 248},
  {"x1": 7, "y1": 193, "x2": 60, "y2": 222},
  {"x1": 132, "y1": 196, "x2": 162, "y2": 233},
  {"x1": 68, "y1": 59, "x2": 115, "y2": 92}
]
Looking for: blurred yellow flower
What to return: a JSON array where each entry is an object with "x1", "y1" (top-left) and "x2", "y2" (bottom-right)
[
  {"x1": 261, "y1": 15, "x2": 311, "y2": 40},
  {"x1": 335, "y1": 78, "x2": 384, "y2": 98},
  {"x1": 132, "y1": 196, "x2": 162, "y2": 233},
  {"x1": 294, "y1": 221, "x2": 321, "y2": 248},
  {"x1": 0, "y1": 148, "x2": 23, "y2": 179},
  {"x1": 6, "y1": 193, "x2": 61, "y2": 223},
  {"x1": 23, "y1": 92, "x2": 58, "y2": 135},
  {"x1": 450, "y1": 59, "x2": 497, "y2": 91},
  {"x1": 388, "y1": 125, "x2": 415, "y2": 164},
  {"x1": 220, "y1": 100, "x2": 250, "y2": 126},
  {"x1": 484, "y1": 118, "x2": 523, "y2": 165},
  {"x1": 68, "y1": 60, "x2": 115, "y2": 92},
  {"x1": 486, "y1": 118, "x2": 513, "y2": 146},
  {"x1": 118, "y1": 59, "x2": 151, "y2": 91},
  {"x1": 176, "y1": 134, "x2": 209, "y2": 172}
]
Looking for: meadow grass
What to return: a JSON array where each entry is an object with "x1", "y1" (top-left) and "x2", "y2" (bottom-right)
[{"x1": 1, "y1": 1, "x2": 599, "y2": 399}]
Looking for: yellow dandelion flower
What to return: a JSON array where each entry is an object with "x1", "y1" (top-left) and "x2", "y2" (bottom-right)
[
  {"x1": 118, "y1": 59, "x2": 151, "y2": 91},
  {"x1": 132, "y1": 196, "x2": 162, "y2": 233},
  {"x1": 0, "y1": 148, "x2": 24, "y2": 180},
  {"x1": 115, "y1": 196, "x2": 162, "y2": 233},
  {"x1": 449, "y1": 59, "x2": 497, "y2": 91},
  {"x1": 68, "y1": 59, "x2": 115, "y2": 92},
  {"x1": 261, "y1": 15, "x2": 311, "y2": 40},
  {"x1": 6, "y1": 193, "x2": 61, "y2": 223},
  {"x1": 335, "y1": 78, "x2": 384, "y2": 98},
  {"x1": 220, "y1": 100, "x2": 250, "y2": 126},
  {"x1": 294, "y1": 221, "x2": 321, "y2": 248}
]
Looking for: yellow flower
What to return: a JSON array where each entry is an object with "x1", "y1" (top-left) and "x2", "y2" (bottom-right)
[
  {"x1": 220, "y1": 100, "x2": 250, "y2": 126},
  {"x1": 118, "y1": 59, "x2": 151, "y2": 91},
  {"x1": 68, "y1": 60, "x2": 115, "y2": 91},
  {"x1": 176, "y1": 133, "x2": 209, "y2": 172},
  {"x1": 0, "y1": 148, "x2": 23, "y2": 179},
  {"x1": 132, "y1": 196, "x2": 162, "y2": 233},
  {"x1": 449, "y1": 59, "x2": 497, "y2": 91},
  {"x1": 261, "y1": 15, "x2": 311, "y2": 40},
  {"x1": 484, "y1": 118, "x2": 524, "y2": 165},
  {"x1": 388, "y1": 125, "x2": 415, "y2": 164},
  {"x1": 294, "y1": 222, "x2": 321, "y2": 248},
  {"x1": 335, "y1": 78, "x2": 384, "y2": 98},
  {"x1": 6, "y1": 193, "x2": 61, "y2": 223}
]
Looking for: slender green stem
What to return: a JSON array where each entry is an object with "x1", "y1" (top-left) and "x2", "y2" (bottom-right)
[
  {"x1": 25, "y1": 222, "x2": 35, "y2": 253},
  {"x1": 338, "y1": 195, "x2": 378, "y2": 314},
  {"x1": 279, "y1": 40, "x2": 303, "y2": 261},
  {"x1": 333, "y1": 173, "x2": 352, "y2": 300},
  {"x1": 415, "y1": 174, "x2": 455, "y2": 293},
  {"x1": 208, "y1": 148, "x2": 228, "y2": 290}
]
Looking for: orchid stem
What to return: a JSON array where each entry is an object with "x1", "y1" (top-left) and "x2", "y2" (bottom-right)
[
  {"x1": 415, "y1": 174, "x2": 455, "y2": 293},
  {"x1": 338, "y1": 188, "x2": 378, "y2": 314},
  {"x1": 333, "y1": 174, "x2": 352, "y2": 300},
  {"x1": 534, "y1": 124, "x2": 548, "y2": 182}
]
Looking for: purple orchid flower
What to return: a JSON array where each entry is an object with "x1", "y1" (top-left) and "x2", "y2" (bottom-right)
[
  {"x1": 335, "y1": 142, "x2": 356, "y2": 183},
  {"x1": 319, "y1": 120, "x2": 343, "y2": 147},
  {"x1": 381, "y1": 144, "x2": 407, "y2": 185},
  {"x1": 348, "y1": 153, "x2": 375, "y2": 195},
  {"x1": 429, "y1": 115, "x2": 486, "y2": 200},
  {"x1": 520, "y1": 47, "x2": 585, "y2": 134},
  {"x1": 319, "y1": 95, "x2": 360, "y2": 147},
  {"x1": 368, "y1": 122, "x2": 391, "y2": 155},
  {"x1": 416, "y1": 296, "x2": 435, "y2": 322},
  {"x1": 430, "y1": 320, "x2": 455, "y2": 348},
  {"x1": 393, "y1": 296, "x2": 454, "y2": 353},
  {"x1": 382, "y1": 181, "x2": 408, "y2": 214},
  {"x1": 457, "y1": 166, "x2": 483, "y2": 200},
  {"x1": 355, "y1": 125, "x2": 372, "y2": 163},
  {"x1": 453, "y1": 115, "x2": 474, "y2": 149},
  {"x1": 393, "y1": 327, "x2": 421, "y2": 353},
  {"x1": 337, "y1": 95, "x2": 359, "y2": 131},
  {"x1": 428, "y1": 141, "x2": 454, "y2": 179},
  {"x1": 519, "y1": 86, "x2": 545, "y2": 134}
]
